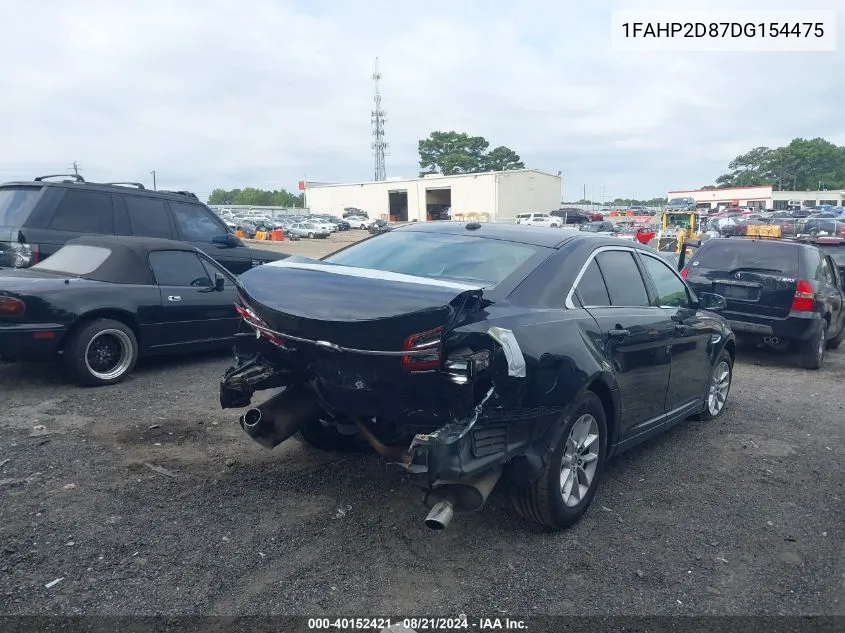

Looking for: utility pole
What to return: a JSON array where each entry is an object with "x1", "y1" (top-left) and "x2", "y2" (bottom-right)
[
  {"x1": 150, "y1": 170, "x2": 157, "y2": 190},
  {"x1": 583, "y1": 184, "x2": 587, "y2": 202},
  {"x1": 71, "y1": 161, "x2": 80, "y2": 177},
  {"x1": 371, "y1": 57, "x2": 388, "y2": 181},
  {"x1": 601, "y1": 186, "x2": 606, "y2": 204}
]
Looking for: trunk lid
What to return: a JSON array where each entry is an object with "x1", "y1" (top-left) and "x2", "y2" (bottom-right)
[
  {"x1": 236, "y1": 258, "x2": 485, "y2": 352},
  {"x1": 685, "y1": 240, "x2": 800, "y2": 318}
]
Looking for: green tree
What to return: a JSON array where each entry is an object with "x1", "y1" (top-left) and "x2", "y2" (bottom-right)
[
  {"x1": 418, "y1": 131, "x2": 524, "y2": 176},
  {"x1": 207, "y1": 187, "x2": 304, "y2": 207},
  {"x1": 714, "y1": 138, "x2": 845, "y2": 190}
]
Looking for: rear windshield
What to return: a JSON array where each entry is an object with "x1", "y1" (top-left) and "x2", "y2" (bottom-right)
[
  {"x1": 0, "y1": 187, "x2": 41, "y2": 226},
  {"x1": 32, "y1": 244, "x2": 111, "y2": 276},
  {"x1": 324, "y1": 230, "x2": 547, "y2": 287},
  {"x1": 690, "y1": 240, "x2": 800, "y2": 276}
]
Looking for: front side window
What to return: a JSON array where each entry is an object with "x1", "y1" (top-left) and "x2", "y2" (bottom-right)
[
  {"x1": 170, "y1": 201, "x2": 228, "y2": 243},
  {"x1": 149, "y1": 250, "x2": 213, "y2": 287},
  {"x1": 49, "y1": 190, "x2": 115, "y2": 234},
  {"x1": 640, "y1": 254, "x2": 691, "y2": 308}
]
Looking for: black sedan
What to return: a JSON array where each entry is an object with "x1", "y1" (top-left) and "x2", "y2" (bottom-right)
[
  {"x1": 219, "y1": 222, "x2": 735, "y2": 531},
  {"x1": 0, "y1": 235, "x2": 239, "y2": 386}
]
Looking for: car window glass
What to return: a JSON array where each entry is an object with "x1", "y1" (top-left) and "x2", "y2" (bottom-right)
[
  {"x1": 49, "y1": 190, "x2": 115, "y2": 234},
  {"x1": 595, "y1": 250, "x2": 650, "y2": 306},
  {"x1": 125, "y1": 196, "x2": 172, "y2": 238},
  {"x1": 198, "y1": 255, "x2": 235, "y2": 286},
  {"x1": 819, "y1": 256, "x2": 834, "y2": 284},
  {"x1": 640, "y1": 255, "x2": 691, "y2": 308},
  {"x1": 170, "y1": 201, "x2": 228, "y2": 242},
  {"x1": 575, "y1": 260, "x2": 610, "y2": 307},
  {"x1": 149, "y1": 251, "x2": 213, "y2": 287},
  {"x1": 32, "y1": 245, "x2": 111, "y2": 275}
]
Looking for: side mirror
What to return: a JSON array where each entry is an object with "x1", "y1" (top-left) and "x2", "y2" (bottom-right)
[
  {"x1": 697, "y1": 292, "x2": 727, "y2": 312},
  {"x1": 214, "y1": 273, "x2": 226, "y2": 292},
  {"x1": 213, "y1": 233, "x2": 239, "y2": 248}
]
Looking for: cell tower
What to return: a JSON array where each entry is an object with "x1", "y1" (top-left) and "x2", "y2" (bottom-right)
[{"x1": 371, "y1": 57, "x2": 387, "y2": 181}]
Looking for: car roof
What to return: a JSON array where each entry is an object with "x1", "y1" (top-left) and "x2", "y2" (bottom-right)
[
  {"x1": 44, "y1": 235, "x2": 202, "y2": 285},
  {"x1": 0, "y1": 177, "x2": 203, "y2": 204},
  {"x1": 390, "y1": 221, "x2": 651, "y2": 250}
]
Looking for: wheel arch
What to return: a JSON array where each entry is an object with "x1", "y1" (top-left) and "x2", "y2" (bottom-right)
[
  {"x1": 59, "y1": 309, "x2": 142, "y2": 352},
  {"x1": 581, "y1": 372, "x2": 619, "y2": 452}
]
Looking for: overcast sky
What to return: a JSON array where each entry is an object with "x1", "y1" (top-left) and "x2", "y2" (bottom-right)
[{"x1": 1, "y1": 0, "x2": 842, "y2": 201}]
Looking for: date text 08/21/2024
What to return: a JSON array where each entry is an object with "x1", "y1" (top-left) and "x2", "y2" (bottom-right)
[
  {"x1": 620, "y1": 22, "x2": 825, "y2": 38},
  {"x1": 306, "y1": 617, "x2": 528, "y2": 630}
]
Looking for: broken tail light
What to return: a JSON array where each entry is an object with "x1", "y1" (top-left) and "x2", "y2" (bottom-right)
[
  {"x1": 790, "y1": 280, "x2": 815, "y2": 312},
  {"x1": 234, "y1": 297, "x2": 284, "y2": 346},
  {"x1": 0, "y1": 296, "x2": 25, "y2": 316},
  {"x1": 444, "y1": 350, "x2": 492, "y2": 384},
  {"x1": 401, "y1": 327, "x2": 443, "y2": 371}
]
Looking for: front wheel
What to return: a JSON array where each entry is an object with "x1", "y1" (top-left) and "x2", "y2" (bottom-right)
[
  {"x1": 509, "y1": 391, "x2": 607, "y2": 530},
  {"x1": 695, "y1": 349, "x2": 733, "y2": 420},
  {"x1": 63, "y1": 318, "x2": 138, "y2": 386},
  {"x1": 307, "y1": 232, "x2": 314, "y2": 239}
]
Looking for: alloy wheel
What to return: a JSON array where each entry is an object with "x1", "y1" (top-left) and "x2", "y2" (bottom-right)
[
  {"x1": 84, "y1": 329, "x2": 134, "y2": 381},
  {"x1": 559, "y1": 414, "x2": 600, "y2": 507},
  {"x1": 707, "y1": 360, "x2": 731, "y2": 416}
]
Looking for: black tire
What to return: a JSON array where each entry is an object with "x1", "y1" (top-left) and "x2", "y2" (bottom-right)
[
  {"x1": 307, "y1": 232, "x2": 314, "y2": 239},
  {"x1": 295, "y1": 417, "x2": 370, "y2": 453},
  {"x1": 694, "y1": 348, "x2": 733, "y2": 421},
  {"x1": 509, "y1": 391, "x2": 607, "y2": 530},
  {"x1": 826, "y1": 328, "x2": 843, "y2": 350},
  {"x1": 798, "y1": 322, "x2": 827, "y2": 369},
  {"x1": 63, "y1": 318, "x2": 138, "y2": 386}
]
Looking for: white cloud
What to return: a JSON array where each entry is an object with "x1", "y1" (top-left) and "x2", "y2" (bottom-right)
[{"x1": 0, "y1": 0, "x2": 842, "y2": 200}]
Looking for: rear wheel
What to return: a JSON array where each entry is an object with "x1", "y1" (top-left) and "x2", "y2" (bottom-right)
[
  {"x1": 63, "y1": 318, "x2": 138, "y2": 386},
  {"x1": 798, "y1": 322, "x2": 827, "y2": 369},
  {"x1": 509, "y1": 391, "x2": 607, "y2": 530},
  {"x1": 307, "y1": 232, "x2": 315, "y2": 239},
  {"x1": 827, "y1": 331, "x2": 843, "y2": 350}
]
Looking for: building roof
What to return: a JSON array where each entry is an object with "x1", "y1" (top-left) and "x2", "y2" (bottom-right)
[
  {"x1": 303, "y1": 169, "x2": 561, "y2": 190},
  {"x1": 668, "y1": 185, "x2": 772, "y2": 194}
]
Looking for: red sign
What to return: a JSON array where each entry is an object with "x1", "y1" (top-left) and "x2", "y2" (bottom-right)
[{"x1": 298, "y1": 180, "x2": 306, "y2": 191}]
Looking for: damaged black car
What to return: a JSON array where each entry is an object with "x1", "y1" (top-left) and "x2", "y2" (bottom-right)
[{"x1": 220, "y1": 222, "x2": 735, "y2": 531}]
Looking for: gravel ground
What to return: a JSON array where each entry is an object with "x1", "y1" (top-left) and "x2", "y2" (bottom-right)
[
  {"x1": 244, "y1": 229, "x2": 369, "y2": 259},
  {"x1": 1, "y1": 339, "x2": 843, "y2": 616}
]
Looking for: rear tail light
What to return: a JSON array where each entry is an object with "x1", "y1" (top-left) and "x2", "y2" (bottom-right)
[
  {"x1": 234, "y1": 298, "x2": 284, "y2": 346},
  {"x1": 401, "y1": 327, "x2": 443, "y2": 371},
  {"x1": 0, "y1": 296, "x2": 25, "y2": 316},
  {"x1": 791, "y1": 279, "x2": 815, "y2": 312},
  {"x1": 11, "y1": 241, "x2": 39, "y2": 268},
  {"x1": 679, "y1": 266, "x2": 689, "y2": 279},
  {"x1": 444, "y1": 349, "x2": 492, "y2": 384}
]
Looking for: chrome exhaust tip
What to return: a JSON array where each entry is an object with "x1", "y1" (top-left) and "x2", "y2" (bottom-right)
[
  {"x1": 424, "y1": 500, "x2": 455, "y2": 530},
  {"x1": 242, "y1": 408, "x2": 263, "y2": 436}
]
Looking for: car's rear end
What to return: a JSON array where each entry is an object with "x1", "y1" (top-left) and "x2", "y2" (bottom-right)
[
  {"x1": 681, "y1": 238, "x2": 823, "y2": 346},
  {"x1": 0, "y1": 184, "x2": 45, "y2": 269}
]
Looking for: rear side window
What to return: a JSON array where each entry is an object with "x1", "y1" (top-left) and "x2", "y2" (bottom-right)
[
  {"x1": 0, "y1": 187, "x2": 41, "y2": 226},
  {"x1": 125, "y1": 196, "x2": 172, "y2": 239},
  {"x1": 170, "y1": 201, "x2": 228, "y2": 242},
  {"x1": 49, "y1": 190, "x2": 115, "y2": 234},
  {"x1": 690, "y1": 240, "x2": 800, "y2": 276},
  {"x1": 149, "y1": 251, "x2": 213, "y2": 287},
  {"x1": 595, "y1": 250, "x2": 650, "y2": 306},
  {"x1": 32, "y1": 244, "x2": 111, "y2": 276},
  {"x1": 575, "y1": 260, "x2": 610, "y2": 306}
]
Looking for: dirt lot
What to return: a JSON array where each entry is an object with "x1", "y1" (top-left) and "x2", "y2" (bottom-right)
[{"x1": 1, "y1": 227, "x2": 843, "y2": 616}]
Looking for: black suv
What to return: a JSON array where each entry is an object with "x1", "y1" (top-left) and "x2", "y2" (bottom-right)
[
  {"x1": 682, "y1": 237, "x2": 845, "y2": 368},
  {"x1": 0, "y1": 175, "x2": 288, "y2": 274}
]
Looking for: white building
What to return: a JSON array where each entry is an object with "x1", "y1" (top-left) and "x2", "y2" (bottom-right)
[
  {"x1": 303, "y1": 169, "x2": 562, "y2": 223},
  {"x1": 668, "y1": 185, "x2": 845, "y2": 211}
]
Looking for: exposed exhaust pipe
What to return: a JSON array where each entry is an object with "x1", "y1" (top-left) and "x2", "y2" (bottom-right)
[
  {"x1": 422, "y1": 467, "x2": 503, "y2": 530},
  {"x1": 424, "y1": 500, "x2": 455, "y2": 530},
  {"x1": 763, "y1": 336, "x2": 780, "y2": 345},
  {"x1": 239, "y1": 384, "x2": 323, "y2": 449}
]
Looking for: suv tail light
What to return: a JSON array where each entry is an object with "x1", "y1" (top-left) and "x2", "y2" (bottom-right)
[
  {"x1": 401, "y1": 327, "x2": 443, "y2": 371},
  {"x1": 791, "y1": 279, "x2": 815, "y2": 312},
  {"x1": 11, "y1": 241, "x2": 39, "y2": 268},
  {"x1": 0, "y1": 296, "x2": 25, "y2": 316}
]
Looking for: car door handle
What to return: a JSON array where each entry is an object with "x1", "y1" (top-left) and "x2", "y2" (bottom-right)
[
  {"x1": 167, "y1": 295, "x2": 182, "y2": 302},
  {"x1": 608, "y1": 328, "x2": 630, "y2": 338}
]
